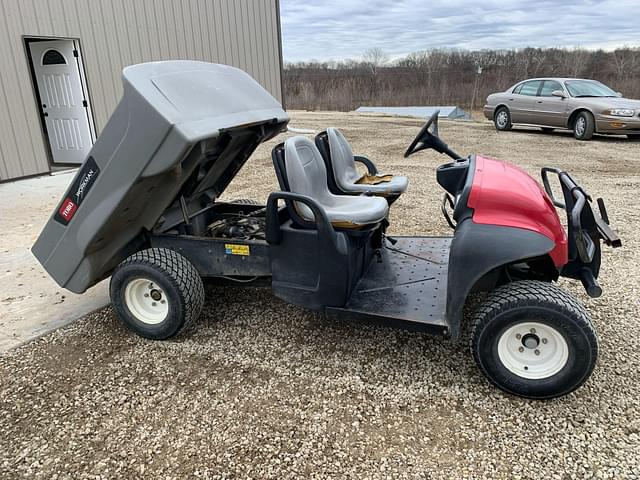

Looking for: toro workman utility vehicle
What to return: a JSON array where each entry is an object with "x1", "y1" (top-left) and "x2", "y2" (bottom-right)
[{"x1": 33, "y1": 61, "x2": 620, "y2": 398}]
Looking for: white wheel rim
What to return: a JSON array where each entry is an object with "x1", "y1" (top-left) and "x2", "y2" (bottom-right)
[
  {"x1": 124, "y1": 278, "x2": 169, "y2": 325},
  {"x1": 575, "y1": 117, "x2": 585, "y2": 136},
  {"x1": 497, "y1": 322, "x2": 569, "y2": 380},
  {"x1": 496, "y1": 111, "x2": 508, "y2": 127}
]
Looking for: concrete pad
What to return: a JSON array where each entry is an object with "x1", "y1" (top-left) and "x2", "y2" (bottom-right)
[{"x1": 0, "y1": 171, "x2": 108, "y2": 353}]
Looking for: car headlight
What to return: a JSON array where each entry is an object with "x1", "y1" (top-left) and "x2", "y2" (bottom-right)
[{"x1": 605, "y1": 108, "x2": 635, "y2": 117}]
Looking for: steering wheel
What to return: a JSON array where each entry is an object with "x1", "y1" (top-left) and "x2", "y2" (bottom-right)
[{"x1": 404, "y1": 110, "x2": 440, "y2": 158}]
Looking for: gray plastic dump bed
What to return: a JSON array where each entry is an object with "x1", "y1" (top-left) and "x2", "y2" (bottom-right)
[{"x1": 33, "y1": 61, "x2": 289, "y2": 293}]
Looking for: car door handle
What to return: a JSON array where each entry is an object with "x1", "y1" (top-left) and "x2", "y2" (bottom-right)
[
  {"x1": 508, "y1": 98, "x2": 514, "y2": 101},
  {"x1": 537, "y1": 100, "x2": 543, "y2": 103}
]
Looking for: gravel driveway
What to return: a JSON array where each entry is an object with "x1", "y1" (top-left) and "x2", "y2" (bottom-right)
[{"x1": 1, "y1": 113, "x2": 639, "y2": 479}]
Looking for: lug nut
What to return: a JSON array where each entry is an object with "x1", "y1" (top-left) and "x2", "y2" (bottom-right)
[
  {"x1": 542, "y1": 338, "x2": 548, "y2": 344},
  {"x1": 518, "y1": 346, "x2": 524, "y2": 353},
  {"x1": 144, "y1": 293, "x2": 149, "y2": 297},
  {"x1": 534, "y1": 349, "x2": 540, "y2": 355},
  {"x1": 152, "y1": 302, "x2": 157, "y2": 307},
  {"x1": 516, "y1": 333, "x2": 522, "y2": 340},
  {"x1": 530, "y1": 328, "x2": 536, "y2": 334},
  {"x1": 161, "y1": 300, "x2": 166, "y2": 304}
]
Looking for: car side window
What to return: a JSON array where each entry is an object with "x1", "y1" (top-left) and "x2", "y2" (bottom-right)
[
  {"x1": 513, "y1": 84, "x2": 523, "y2": 94},
  {"x1": 519, "y1": 80, "x2": 542, "y2": 96},
  {"x1": 540, "y1": 80, "x2": 563, "y2": 97}
]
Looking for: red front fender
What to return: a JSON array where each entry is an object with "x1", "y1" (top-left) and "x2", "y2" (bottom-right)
[{"x1": 467, "y1": 156, "x2": 568, "y2": 267}]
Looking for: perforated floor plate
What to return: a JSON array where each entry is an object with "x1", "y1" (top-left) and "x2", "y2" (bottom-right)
[{"x1": 326, "y1": 236, "x2": 451, "y2": 334}]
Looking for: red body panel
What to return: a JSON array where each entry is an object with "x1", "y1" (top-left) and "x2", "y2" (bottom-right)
[{"x1": 468, "y1": 155, "x2": 568, "y2": 267}]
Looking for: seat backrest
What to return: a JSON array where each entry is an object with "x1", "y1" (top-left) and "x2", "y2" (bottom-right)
[
  {"x1": 271, "y1": 141, "x2": 315, "y2": 228},
  {"x1": 314, "y1": 130, "x2": 343, "y2": 195},
  {"x1": 326, "y1": 128, "x2": 361, "y2": 189},
  {"x1": 282, "y1": 136, "x2": 334, "y2": 220},
  {"x1": 271, "y1": 141, "x2": 290, "y2": 192}
]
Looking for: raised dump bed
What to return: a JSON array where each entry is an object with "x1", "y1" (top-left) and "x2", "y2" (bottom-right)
[{"x1": 32, "y1": 61, "x2": 288, "y2": 293}]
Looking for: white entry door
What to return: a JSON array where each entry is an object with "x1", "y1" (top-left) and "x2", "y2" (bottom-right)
[{"x1": 29, "y1": 40, "x2": 94, "y2": 165}]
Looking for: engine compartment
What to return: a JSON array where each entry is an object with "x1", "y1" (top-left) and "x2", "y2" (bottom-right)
[
  {"x1": 206, "y1": 210, "x2": 266, "y2": 241},
  {"x1": 157, "y1": 200, "x2": 268, "y2": 242}
]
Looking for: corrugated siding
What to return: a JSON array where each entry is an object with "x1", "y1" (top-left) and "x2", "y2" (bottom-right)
[{"x1": 0, "y1": 0, "x2": 282, "y2": 181}]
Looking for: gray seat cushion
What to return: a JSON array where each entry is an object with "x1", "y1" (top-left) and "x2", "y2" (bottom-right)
[
  {"x1": 284, "y1": 136, "x2": 389, "y2": 226},
  {"x1": 327, "y1": 128, "x2": 408, "y2": 195}
]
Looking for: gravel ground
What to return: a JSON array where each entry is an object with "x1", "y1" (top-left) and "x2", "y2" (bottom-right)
[{"x1": 1, "y1": 112, "x2": 639, "y2": 479}]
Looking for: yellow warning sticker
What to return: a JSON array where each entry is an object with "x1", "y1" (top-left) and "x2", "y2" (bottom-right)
[{"x1": 224, "y1": 244, "x2": 250, "y2": 256}]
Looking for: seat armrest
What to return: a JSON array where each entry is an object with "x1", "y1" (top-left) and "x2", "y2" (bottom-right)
[
  {"x1": 354, "y1": 155, "x2": 378, "y2": 174},
  {"x1": 266, "y1": 192, "x2": 346, "y2": 254}
]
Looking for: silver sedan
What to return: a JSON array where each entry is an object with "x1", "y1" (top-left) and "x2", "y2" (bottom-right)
[{"x1": 483, "y1": 78, "x2": 640, "y2": 140}]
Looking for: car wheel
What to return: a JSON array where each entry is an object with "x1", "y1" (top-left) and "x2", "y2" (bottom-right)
[
  {"x1": 494, "y1": 107, "x2": 512, "y2": 131},
  {"x1": 541, "y1": 127, "x2": 554, "y2": 133},
  {"x1": 110, "y1": 248, "x2": 205, "y2": 340},
  {"x1": 573, "y1": 112, "x2": 595, "y2": 140},
  {"x1": 627, "y1": 134, "x2": 640, "y2": 140},
  {"x1": 470, "y1": 280, "x2": 598, "y2": 399}
]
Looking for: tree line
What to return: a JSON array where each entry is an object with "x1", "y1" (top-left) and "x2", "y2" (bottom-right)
[{"x1": 283, "y1": 47, "x2": 640, "y2": 112}]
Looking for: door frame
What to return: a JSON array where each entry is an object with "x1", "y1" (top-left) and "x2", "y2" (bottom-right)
[{"x1": 23, "y1": 36, "x2": 97, "y2": 169}]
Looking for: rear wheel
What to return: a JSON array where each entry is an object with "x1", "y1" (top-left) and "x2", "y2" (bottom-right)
[
  {"x1": 494, "y1": 107, "x2": 512, "y2": 131},
  {"x1": 110, "y1": 248, "x2": 205, "y2": 340},
  {"x1": 573, "y1": 111, "x2": 595, "y2": 140},
  {"x1": 471, "y1": 280, "x2": 598, "y2": 399}
]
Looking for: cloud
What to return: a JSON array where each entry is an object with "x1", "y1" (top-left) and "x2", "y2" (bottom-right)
[{"x1": 280, "y1": 0, "x2": 640, "y2": 62}]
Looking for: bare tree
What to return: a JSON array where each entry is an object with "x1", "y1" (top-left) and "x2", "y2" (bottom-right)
[
  {"x1": 565, "y1": 48, "x2": 589, "y2": 77},
  {"x1": 362, "y1": 48, "x2": 389, "y2": 99},
  {"x1": 362, "y1": 48, "x2": 389, "y2": 75}
]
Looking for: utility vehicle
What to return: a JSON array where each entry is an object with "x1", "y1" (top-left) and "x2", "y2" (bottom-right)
[{"x1": 33, "y1": 61, "x2": 621, "y2": 399}]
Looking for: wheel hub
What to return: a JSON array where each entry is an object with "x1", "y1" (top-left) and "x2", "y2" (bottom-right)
[
  {"x1": 124, "y1": 278, "x2": 169, "y2": 325},
  {"x1": 521, "y1": 333, "x2": 539, "y2": 349},
  {"x1": 497, "y1": 321, "x2": 569, "y2": 380}
]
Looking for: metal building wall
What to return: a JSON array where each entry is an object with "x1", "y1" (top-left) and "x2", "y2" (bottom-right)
[{"x1": 0, "y1": 0, "x2": 283, "y2": 181}]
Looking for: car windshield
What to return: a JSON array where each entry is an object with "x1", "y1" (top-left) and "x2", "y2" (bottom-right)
[{"x1": 565, "y1": 80, "x2": 618, "y2": 98}]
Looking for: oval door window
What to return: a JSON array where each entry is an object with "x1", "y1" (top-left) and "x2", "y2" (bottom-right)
[{"x1": 42, "y1": 49, "x2": 67, "y2": 65}]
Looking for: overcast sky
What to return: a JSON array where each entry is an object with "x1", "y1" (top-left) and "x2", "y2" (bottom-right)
[{"x1": 280, "y1": 0, "x2": 639, "y2": 62}]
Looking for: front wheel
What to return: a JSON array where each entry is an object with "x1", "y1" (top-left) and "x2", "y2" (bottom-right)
[
  {"x1": 494, "y1": 107, "x2": 512, "y2": 131},
  {"x1": 573, "y1": 111, "x2": 595, "y2": 140},
  {"x1": 470, "y1": 281, "x2": 598, "y2": 399}
]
